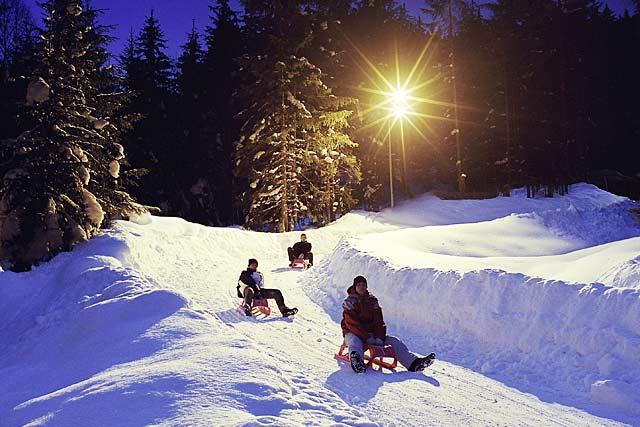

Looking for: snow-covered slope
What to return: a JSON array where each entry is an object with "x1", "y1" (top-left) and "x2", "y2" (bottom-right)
[{"x1": 1, "y1": 183, "x2": 639, "y2": 426}]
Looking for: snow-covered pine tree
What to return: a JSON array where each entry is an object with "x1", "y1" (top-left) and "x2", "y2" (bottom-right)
[
  {"x1": 0, "y1": 0, "x2": 143, "y2": 271},
  {"x1": 300, "y1": 1, "x2": 360, "y2": 224},
  {"x1": 236, "y1": 56, "x2": 306, "y2": 232},
  {"x1": 304, "y1": 96, "x2": 360, "y2": 225},
  {"x1": 236, "y1": 54, "x2": 360, "y2": 231}
]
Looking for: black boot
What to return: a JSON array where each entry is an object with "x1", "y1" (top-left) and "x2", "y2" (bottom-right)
[
  {"x1": 243, "y1": 303, "x2": 252, "y2": 317},
  {"x1": 350, "y1": 351, "x2": 366, "y2": 373},
  {"x1": 408, "y1": 352, "x2": 436, "y2": 372},
  {"x1": 281, "y1": 307, "x2": 298, "y2": 317}
]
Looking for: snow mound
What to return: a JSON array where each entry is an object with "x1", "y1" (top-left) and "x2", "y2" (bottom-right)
[
  {"x1": 347, "y1": 183, "x2": 635, "y2": 230},
  {"x1": 0, "y1": 233, "x2": 188, "y2": 426},
  {"x1": 597, "y1": 255, "x2": 640, "y2": 289},
  {"x1": 306, "y1": 239, "x2": 640, "y2": 418},
  {"x1": 336, "y1": 183, "x2": 640, "y2": 287}
]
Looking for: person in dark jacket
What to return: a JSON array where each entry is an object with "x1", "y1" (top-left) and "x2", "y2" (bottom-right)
[
  {"x1": 287, "y1": 233, "x2": 313, "y2": 266},
  {"x1": 238, "y1": 258, "x2": 298, "y2": 317},
  {"x1": 341, "y1": 275, "x2": 435, "y2": 373}
]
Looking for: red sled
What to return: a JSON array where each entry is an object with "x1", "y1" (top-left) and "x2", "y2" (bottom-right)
[
  {"x1": 290, "y1": 258, "x2": 309, "y2": 269},
  {"x1": 239, "y1": 298, "x2": 271, "y2": 317},
  {"x1": 335, "y1": 343, "x2": 398, "y2": 370}
]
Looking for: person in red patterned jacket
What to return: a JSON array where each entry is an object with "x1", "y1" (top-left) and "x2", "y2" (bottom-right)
[{"x1": 341, "y1": 275, "x2": 436, "y2": 373}]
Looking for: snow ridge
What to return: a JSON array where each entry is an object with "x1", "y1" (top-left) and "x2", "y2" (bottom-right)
[
  {"x1": 306, "y1": 234, "x2": 640, "y2": 419},
  {"x1": 0, "y1": 232, "x2": 188, "y2": 426}
]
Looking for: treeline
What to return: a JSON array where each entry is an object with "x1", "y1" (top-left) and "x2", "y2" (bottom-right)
[
  {"x1": 0, "y1": 0, "x2": 638, "y2": 270},
  {"x1": 438, "y1": 0, "x2": 640, "y2": 197}
]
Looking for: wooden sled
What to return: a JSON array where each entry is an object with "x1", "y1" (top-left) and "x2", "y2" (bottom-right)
[
  {"x1": 239, "y1": 298, "x2": 271, "y2": 317},
  {"x1": 290, "y1": 257, "x2": 309, "y2": 269},
  {"x1": 335, "y1": 343, "x2": 398, "y2": 370}
]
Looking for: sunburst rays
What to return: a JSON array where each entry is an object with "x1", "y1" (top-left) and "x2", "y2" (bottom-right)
[{"x1": 347, "y1": 31, "x2": 474, "y2": 145}]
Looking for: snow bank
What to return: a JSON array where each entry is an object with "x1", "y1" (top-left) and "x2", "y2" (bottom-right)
[
  {"x1": 597, "y1": 254, "x2": 640, "y2": 288},
  {"x1": 337, "y1": 183, "x2": 639, "y2": 245},
  {"x1": 0, "y1": 232, "x2": 190, "y2": 426},
  {"x1": 306, "y1": 239, "x2": 640, "y2": 418},
  {"x1": 306, "y1": 183, "x2": 640, "y2": 420},
  {"x1": 1, "y1": 182, "x2": 638, "y2": 425},
  {"x1": 340, "y1": 183, "x2": 640, "y2": 287}
]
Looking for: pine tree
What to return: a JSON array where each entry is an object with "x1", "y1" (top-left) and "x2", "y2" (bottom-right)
[
  {"x1": 174, "y1": 21, "x2": 215, "y2": 224},
  {"x1": 236, "y1": 56, "x2": 307, "y2": 231},
  {"x1": 305, "y1": 106, "x2": 360, "y2": 225},
  {"x1": 201, "y1": 0, "x2": 243, "y2": 225},
  {"x1": 422, "y1": 0, "x2": 473, "y2": 192},
  {"x1": 0, "y1": 0, "x2": 143, "y2": 271},
  {"x1": 236, "y1": 54, "x2": 359, "y2": 230},
  {"x1": 236, "y1": 1, "x2": 360, "y2": 230},
  {"x1": 120, "y1": 9, "x2": 174, "y2": 210},
  {"x1": 118, "y1": 29, "x2": 140, "y2": 92},
  {"x1": 135, "y1": 10, "x2": 172, "y2": 95},
  {"x1": 176, "y1": 21, "x2": 204, "y2": 105}
]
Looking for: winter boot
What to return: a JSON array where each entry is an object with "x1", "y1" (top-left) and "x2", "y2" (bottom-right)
[
  {"x1": 282, "y1": 307, "x2": 298, "y2": 317},
  {"x1": 243, "y1": 303, "x2": 252, "y2": 317},
  {"x1": 408, "y1": 352, "x2": 436, "y2": 372},
  {"x1": 350, "y1": 351, "x2": 366, "y2": 373}
]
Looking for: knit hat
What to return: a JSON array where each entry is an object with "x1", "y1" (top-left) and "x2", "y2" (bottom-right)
[
  {"x1": 248, "y1": 258, "x2": 258, "y2": 266},
  {"x1": 353, "y1": 275, "x2": 367, "y2": 286}
]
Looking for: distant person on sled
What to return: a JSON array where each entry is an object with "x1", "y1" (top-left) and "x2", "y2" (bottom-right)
[
  {"x1": 287, "y1": 233, "x2": 313, "y2": 267},
  {"x1": 341, "y1": 275, "x2": 435, "y2": 373},
  {"x1": 238, "y1": 258, "x2": 298, "y2": 317}
]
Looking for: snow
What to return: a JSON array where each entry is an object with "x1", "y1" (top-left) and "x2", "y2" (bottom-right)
[
  {"x1": 82, "y1": 189, "x2": 104, "y2": 227},
  {"x1": 108, "y1": 159, "x2": 120, "y2": 178},
  {"x1": 92, "y1": 119, "x2": 109, "y2": 130},
  {"x1": 1, "y1": 183, "x2": 639, "y2": 426},
  {"x1": 25, "y1": 77, "x2": 50, "y2": 105}
]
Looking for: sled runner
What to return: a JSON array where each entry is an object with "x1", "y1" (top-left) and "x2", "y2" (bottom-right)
[
  {"x1": 290, "y1": 257, "x2": 309, "y2": 269},
  {"x1": 238, "y1": 298, "x2": 271, "y2": 317},
  {"x1": 236, "y1": 280, "x2": 271, "y2": 317},
  {"x1": 335, "y1": 343, "x2": 398, "y2": 370}
]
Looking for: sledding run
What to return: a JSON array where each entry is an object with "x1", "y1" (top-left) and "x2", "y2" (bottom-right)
[
  {"x1": 234, "y1": 251, "x2": 436, "y2": 373},
  {"x1": 236, "y1": 258, "x2": 298, "y2": 318}
]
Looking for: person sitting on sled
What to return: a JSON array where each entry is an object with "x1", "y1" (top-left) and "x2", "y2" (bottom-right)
[
  {"x1": 238, "y1": 258, "x2": 298, "y2": 317},
  {"x1": 287, "y1": 233, "x2": 313, "y2": 267},
  {"x1": 341, "y1": 275, "x2": 435, "y2": 373}
]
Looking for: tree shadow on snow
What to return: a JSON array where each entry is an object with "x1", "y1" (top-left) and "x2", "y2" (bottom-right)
[{"x1": 325, "y1": 361, "x2": 440, "y2": 404}]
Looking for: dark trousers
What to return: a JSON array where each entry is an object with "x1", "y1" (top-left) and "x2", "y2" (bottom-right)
[
  {"x1": 243, "y1": 287, "x2": 287, "y2": 313},
  {"x1": 287, "y1": 247, "x2": 313, "y2": 265}
]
